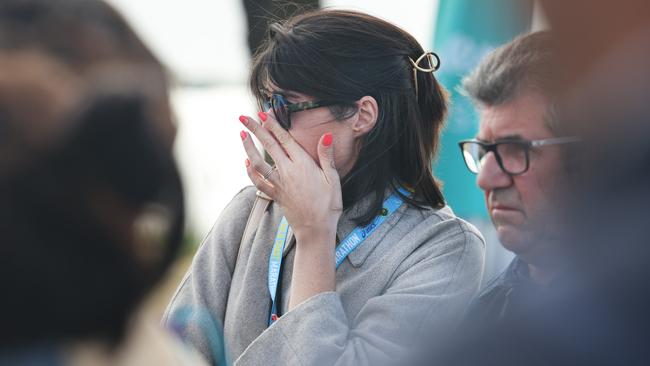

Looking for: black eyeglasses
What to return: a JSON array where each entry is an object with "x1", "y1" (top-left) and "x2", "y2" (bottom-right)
[
  {"x1": 262, "y1": 93, "x2": 339, "y2": 130},
  {"x1": 458, "y1": 136, "x2": 581, "y2": 176}
]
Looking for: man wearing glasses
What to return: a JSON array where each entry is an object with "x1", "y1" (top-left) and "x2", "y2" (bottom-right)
[{"x1": 458, "y1": 31, "x2": 579, "y2": 320}]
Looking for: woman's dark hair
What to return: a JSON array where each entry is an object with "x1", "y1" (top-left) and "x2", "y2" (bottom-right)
[
  {"x1": 250, "y1": 9, "x2": 448, "y2": 224},
  {"x1": 0, "y1": 0, "x2": 183, "y2": 350}
]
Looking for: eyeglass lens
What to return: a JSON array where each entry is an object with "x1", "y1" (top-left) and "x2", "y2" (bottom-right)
[
  {"x1": 270, "y1": 94, "x2": 290, "y2": 130},
  {"x1": 462, "y1": 143, "x2": 483, "y2": 173},
  {"x1": 462, "y1": 142, "x2": 529, "y2": 175},
  {"x1": 495, "y1": 143, "x2": 528, "y2": 174}
]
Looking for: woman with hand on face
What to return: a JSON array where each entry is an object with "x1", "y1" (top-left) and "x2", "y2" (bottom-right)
[{"x1": 164, "y1": 9, "x2": 485, "y2": 366}]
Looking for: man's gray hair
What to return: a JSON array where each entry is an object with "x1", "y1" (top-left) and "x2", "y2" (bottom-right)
[{"x1": 463, "y1": 31, "x2": 562, "y2": 135}]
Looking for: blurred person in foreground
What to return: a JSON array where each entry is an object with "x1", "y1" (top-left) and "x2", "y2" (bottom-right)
[
  {"x1": 421, "y1": 2, "x2": 650, "y2": 364},
  {"x1": 526, "y1": 0, "x2": 650, "y2": 364},
  {"x1": 458, "y1": 31, "x2": 579, "y2": 323},
  {"x1": 164, "y1": 9, "x2": 485, "y2": 366},
  {"x1": 0, "y1": 0, "x2": 209, "y2": 364}
]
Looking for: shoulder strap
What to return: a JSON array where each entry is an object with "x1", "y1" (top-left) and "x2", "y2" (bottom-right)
[
  {"x1": 235, "y1": 190, "x2": 296, "y2": 268},
  {"x1": 234, "y1": 190, "x2": 273, "y2": 269},
  {"x1": 241, "y1": 190, "x2": 273, "y2": 246}
]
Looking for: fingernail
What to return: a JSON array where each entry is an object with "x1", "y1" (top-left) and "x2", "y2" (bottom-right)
[
  {"x1": 323, "y1": 133, "x2": 333, "y2": 147},
  {"x1": 240, "y1": 130, "x2": 247, "y2": 140},
  {"x1": 258, "y1": 111, "x2": 268, "y2": 122},
  {"x1": 245, "y1": 159, "x2": 250, "y2": 167},
  {"x1": 239, "y1": 115, "x2": 248, "y2": 125}
]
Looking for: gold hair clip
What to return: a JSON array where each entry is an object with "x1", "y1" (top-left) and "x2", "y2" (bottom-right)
[{"x1": 409, "y1": 51, "x2": 441, "y2": 97}]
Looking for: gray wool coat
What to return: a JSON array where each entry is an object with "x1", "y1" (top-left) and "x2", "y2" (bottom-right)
[{"x1": 162, "y1": 186, "x2": 485, "y2": 366}]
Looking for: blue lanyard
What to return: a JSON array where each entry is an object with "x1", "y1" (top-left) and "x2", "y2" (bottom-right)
[
  {"x1": 267, "y1": 188, "x2": 409, "y2": 326},
  {"x1": 267, "y1": 216, "x2": 290, "y2": 325}
]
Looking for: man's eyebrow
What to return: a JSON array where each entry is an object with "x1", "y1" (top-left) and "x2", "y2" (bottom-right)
[
  {"x1": 475, "y1": 134, "x2": 524, "y2": 143},
  {"x1": 494, "y1": 134, "x2": 524, "y2": 141}
]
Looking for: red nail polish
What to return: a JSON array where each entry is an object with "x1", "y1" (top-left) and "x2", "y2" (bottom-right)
[
  {"x1": 245, "y1": 159, "x2": 250, "y2": 167},
  {"x1": 258, "y1": 111, "x2": 268, "y2": 122},
  {"x1": 240, "y1": 130, "x2": 247, "y2": 140},
  {"x1": 323, "y1": 133, "x2": 333, "y2": 147},
  {"x1": 239, "y1": 115, "x2": 248, "y2": 125}
]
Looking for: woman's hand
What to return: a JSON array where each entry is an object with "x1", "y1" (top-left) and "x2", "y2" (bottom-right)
[
  {"x1": 240, "y1": 112, "x2": 340, "y2": 309},
  {"x1": 238, "y1": 112, "x2": 343, "y2": 242}
]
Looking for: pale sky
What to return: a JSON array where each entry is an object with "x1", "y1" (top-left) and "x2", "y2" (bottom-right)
[{"x1": 107, "y1": 0, "x2": 438, "y2": 84}]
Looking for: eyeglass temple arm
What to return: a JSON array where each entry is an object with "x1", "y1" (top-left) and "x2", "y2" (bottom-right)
[
  {"x1": 530, "y1": 136, "x2": 581, "y2": 147},
  {"x1": 286, "y1": 100, "x2": 340, "y2": 112}
]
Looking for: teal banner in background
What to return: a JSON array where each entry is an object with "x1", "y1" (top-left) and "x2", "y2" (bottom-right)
[{"x1": 433, "y1": 0, "x2": 534, "y2": 219}]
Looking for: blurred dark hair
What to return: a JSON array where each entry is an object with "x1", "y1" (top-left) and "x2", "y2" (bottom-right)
[
  {"x1": 0, "y1": 0, "x2": 176, "y2": 147},
  {"x1": 0, "y1": 0, "x2": 159, "y2": 71},
  {"x1": 0, "y1": 0, "x2": 183, "y2": 350},
  {"x1": 250, "y1": 9, "x2": 448, "y2": 224}
]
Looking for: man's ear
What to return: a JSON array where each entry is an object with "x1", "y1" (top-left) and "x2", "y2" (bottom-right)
[{"x1": 351, "y1": 96, "x2": 378, "y2": 137}]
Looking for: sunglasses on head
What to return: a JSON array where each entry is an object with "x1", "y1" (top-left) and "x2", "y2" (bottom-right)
[{"x1": 262, "y1": 93, "x2": 339, "y2": 130}]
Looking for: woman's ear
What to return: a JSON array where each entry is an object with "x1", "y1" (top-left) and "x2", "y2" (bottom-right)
[{"x1": 351, "y1": 96, "x2": 378, "y2": 137}]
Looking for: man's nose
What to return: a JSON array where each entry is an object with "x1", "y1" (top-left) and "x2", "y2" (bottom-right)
[{"x1": 477, "y1": 152, "x2": 512, "y2": 191}]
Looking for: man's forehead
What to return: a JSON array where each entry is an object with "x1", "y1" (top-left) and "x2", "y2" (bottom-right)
[{"x1": 476, "y1": 92, "x2": 552, "y2": 141}]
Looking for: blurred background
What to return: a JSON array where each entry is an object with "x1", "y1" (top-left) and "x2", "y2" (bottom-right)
[{"x1": 104, "y1": 0, "x2": 545, "y2": 318}]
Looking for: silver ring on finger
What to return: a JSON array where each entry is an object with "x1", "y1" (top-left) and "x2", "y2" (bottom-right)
[{"x1": 262, "y1": 165, "x2": 276, "y2": 181}]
